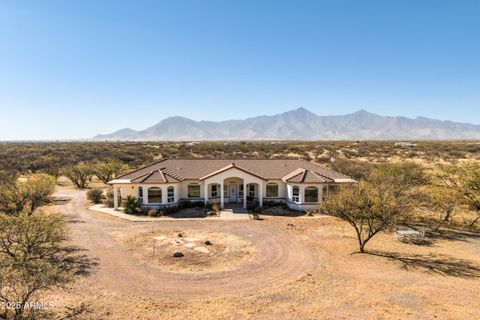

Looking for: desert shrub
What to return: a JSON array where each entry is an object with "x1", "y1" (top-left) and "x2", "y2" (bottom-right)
[
  {"x1": 165, "y1": 206, "x2": 178, "y2": 214},
  {"x1": 212, "y1": 202, "x2": 221, "y2": 213},
  {"x1": 192, "y1": 201, "x2": 204, "y2": 208},
  {"x1": 247, "y1": 201, "x2": 257, "y2": 212},
  {"x1": 147, "y1": 208, "x2": 158, "y2": 217},
  {"x1": 123, "y1": 196, "x2": 141, "y2": 215},
  {"x1": 204, "y1": 202, "x2": 213, "y2": 210},
  {"x1": 105, "y1": 188, "x2": 114, "y2": 208},
  {"x1": 177, "y1": 199, "x2": 192, "y2": 210},
  {"x1": 86, "y1": 188, "x2": 104, "y2": 204}
]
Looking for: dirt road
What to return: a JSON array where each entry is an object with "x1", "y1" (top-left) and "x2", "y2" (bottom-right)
[{"x1": 54, "y1": 186, "x2": 318, "y2": 300}]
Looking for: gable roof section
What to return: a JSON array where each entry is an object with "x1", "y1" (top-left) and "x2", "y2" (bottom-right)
[
  {"x1": 129, "y1": 168, "x2": 183, "y2": 184},
  {"x1": 199, "y1": 163, "x2": 267, "y2": 181},
  {"x1": 282, "y1": 168, "x2": 335, "y2": 183},
  {"x1": 111, "y1": 158, "x2": 354, "y2": 184}
]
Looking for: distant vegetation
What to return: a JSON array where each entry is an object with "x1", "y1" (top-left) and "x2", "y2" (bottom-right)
[{"x1": 1, "y1": 141, "x2": 479, "y2": 178}]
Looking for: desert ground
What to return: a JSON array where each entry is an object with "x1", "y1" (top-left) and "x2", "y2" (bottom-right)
[{"x1": 45, "y1": 184, "x2": 480, "y2": 320}]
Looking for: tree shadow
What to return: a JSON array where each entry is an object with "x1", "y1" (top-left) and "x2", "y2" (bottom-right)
[
  {"x1": 51, "y1": 197, "x2": 72, "y2": 205},
  {"x1": 62, "y1": 246, "x2": 99, "y2": 277},
  {"x1": 399, "y1": 221, "x2": 480, "y2": 243},
  {"x1": 367, "y1": 250, "x2": 480, "y2": 278},
  {"x1": 426, "y1": 229, "x2": 480, "y2": 242}
]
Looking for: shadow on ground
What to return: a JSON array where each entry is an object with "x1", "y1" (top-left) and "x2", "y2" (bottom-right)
[
  {"x1": 399, "y1": 220, "x2": 480, "y2": 244},
  {"x1": 368, "y1": 250, "x2": 480, "y2": 278}
]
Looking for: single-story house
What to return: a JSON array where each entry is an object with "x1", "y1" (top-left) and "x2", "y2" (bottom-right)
[{"x1": 109, "y1": 159, "x2": 355, "y2": 212}]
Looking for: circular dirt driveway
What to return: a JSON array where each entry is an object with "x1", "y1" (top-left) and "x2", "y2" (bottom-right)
[{"x1": 57, "y1": 187, "x2": 317, "y2": 300}]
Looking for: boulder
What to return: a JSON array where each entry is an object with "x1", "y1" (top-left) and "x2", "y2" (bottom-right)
[
  {"x1": 204, "y1": 240, "x2": 212, "y2": 245},
  {"x1": 173, "y1": 251, "x2": 184, "y2": 258}
]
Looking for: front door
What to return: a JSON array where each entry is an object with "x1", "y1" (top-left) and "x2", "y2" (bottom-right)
[{"x1": 229, "y1": 185, "x2": 237, "y2": 203}]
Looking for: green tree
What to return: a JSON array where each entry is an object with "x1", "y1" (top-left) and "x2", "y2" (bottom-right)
[
  {"x1": 0, "y1": 211, "x2": 93, "y2": 320},
  {"x1": 421, "y1": 184, "x2": 460, "y2": 232},
  {"x1": 0, "y1": 173, "x2": 56, "y2": 216},
  {"x1": 94, "y1": 161, "x2": 129, "y2": 184},
  {"x1": 62, "y1": 163, "x2": 94, "y2": 189},
  {"x1": 438, "y1": 162, "x2": 480, "y2": 226},
  {"x1": 321, "y1": 164, "x2": 424, "y2": 253}
]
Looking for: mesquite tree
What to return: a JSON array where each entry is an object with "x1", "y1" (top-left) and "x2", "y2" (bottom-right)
[{"x1": 321, "y1": 163, "x2": 425, "y2": 253}]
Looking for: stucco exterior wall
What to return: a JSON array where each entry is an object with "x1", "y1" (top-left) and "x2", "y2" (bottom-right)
[{"x1": 113, "y1": 171, "x2": 334, "y2": 212}]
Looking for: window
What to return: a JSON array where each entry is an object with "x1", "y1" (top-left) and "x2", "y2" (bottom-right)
[
  {"x1": 239, "y1": 184, "x2": 243, "y2": 197},
  {"x1": 148, "y1": 187, "x2": 162, "y2": 203},
  {"x1": 188, "y1": 183, "x2": 200, "y2": 198},
  {"x1": 266, "y1": 183, "x2": 278, "y2": 197},
  {"x1": 167, "y1": 187, "x2": 175, "y2": 203},
  {"x1": 292, "y1": 186, "x2": 300, "y2": 202},
  {"x1": 211, "y1": 184, "x2": 218, "y2": 197},
  {"x1": 305, "y1": 186, "x2": 319, "y2": 203},
  {"x1": 248, "y1": 184, "x2": 256, "y2": 198},
  {"x1": 138, "y1": 187, "x2": 143, "y2": 203}
]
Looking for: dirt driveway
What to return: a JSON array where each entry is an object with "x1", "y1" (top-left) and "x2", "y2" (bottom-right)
[{"x1": 54, "y1": 186, "x2": 318, "y2": 300}]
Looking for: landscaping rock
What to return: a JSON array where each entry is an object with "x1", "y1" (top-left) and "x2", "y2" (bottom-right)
[
  {"x1": 177, "y1": 233, "x2": 183, "y2": 237},
  {"x1": 287, "y1": 223, "x2": 294, "y2": 227},
  {"x1": 194, "y1": 246, "x2": 210, "y2": 254},
  {"x1": 204, "y1": 240, "x2": 212, "y2": 245},
  {"x1": 173, "y1": 251, "x2": 184, "y2": 258}
]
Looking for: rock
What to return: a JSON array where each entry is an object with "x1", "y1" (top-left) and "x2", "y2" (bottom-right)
[
  {"x1": 194, "y1": 246, "x2": 210, "y2": 254},
  {"x1": 287, "y1": 223, "x2": 294, "y2": 227},
  {"x1": 204, "y1": 240, "x2": 212, "y2": 245},
  {"x1": 173, "y1": 251, "x2": 184, "y2": 258},
  {"x1": 177, "y1": 233, "x2": 183, "y2": 237}
]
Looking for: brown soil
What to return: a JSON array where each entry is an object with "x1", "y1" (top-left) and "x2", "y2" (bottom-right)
[
  {"x1": 113, "y1": 230, "x2": 255, "y2": 273},
  {"x1": 46, "y1": 186, "x2": 480, "y2": 320}
]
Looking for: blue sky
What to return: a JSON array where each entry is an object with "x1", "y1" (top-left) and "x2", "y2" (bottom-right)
[{"x1": 0, "y1": 0, "x2": 479, "y2": 140}]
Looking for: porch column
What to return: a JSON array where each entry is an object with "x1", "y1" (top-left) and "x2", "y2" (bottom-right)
[
  {"x1": 243, "y1": 181, "x2": 247, "y2": 209},
  {"x1": 113, "y1": 185, "x2": 119, "y2": 210},
  {"x1": 204, "y1": 182, "x2": 208, "y2": 206},
  {"x1": 220, "y1": 180, "x2": 224, "y2": 209},
  {"x1": 258, "y1": 182, "x2": 263, "y2": 208}
]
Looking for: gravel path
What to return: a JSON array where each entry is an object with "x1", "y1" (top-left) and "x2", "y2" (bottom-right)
[{"x1": 55, "y1": 187, "x2": 318, "y2": 300}]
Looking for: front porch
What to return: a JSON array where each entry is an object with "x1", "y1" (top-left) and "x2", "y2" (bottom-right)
[
  {"x1": 200, "y1": 166, "x2": 266, "y2": 209},
  {"x1": 204, "y1": 178, "x2": 263, "y2": 209}
]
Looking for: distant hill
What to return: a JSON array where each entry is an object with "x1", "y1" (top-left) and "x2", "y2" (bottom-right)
[{"x1": 92, "y1": 108, "x2": 480, "y2": 141}]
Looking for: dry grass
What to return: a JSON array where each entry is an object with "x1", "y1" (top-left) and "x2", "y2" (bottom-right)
[{"x1": 47, "y1": 216, "x2": 480, "y2": 319}]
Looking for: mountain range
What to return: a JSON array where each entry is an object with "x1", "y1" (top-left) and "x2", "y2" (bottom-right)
[{"x1": 92, "y1": 108, "x2": 480, "y2": 141}]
